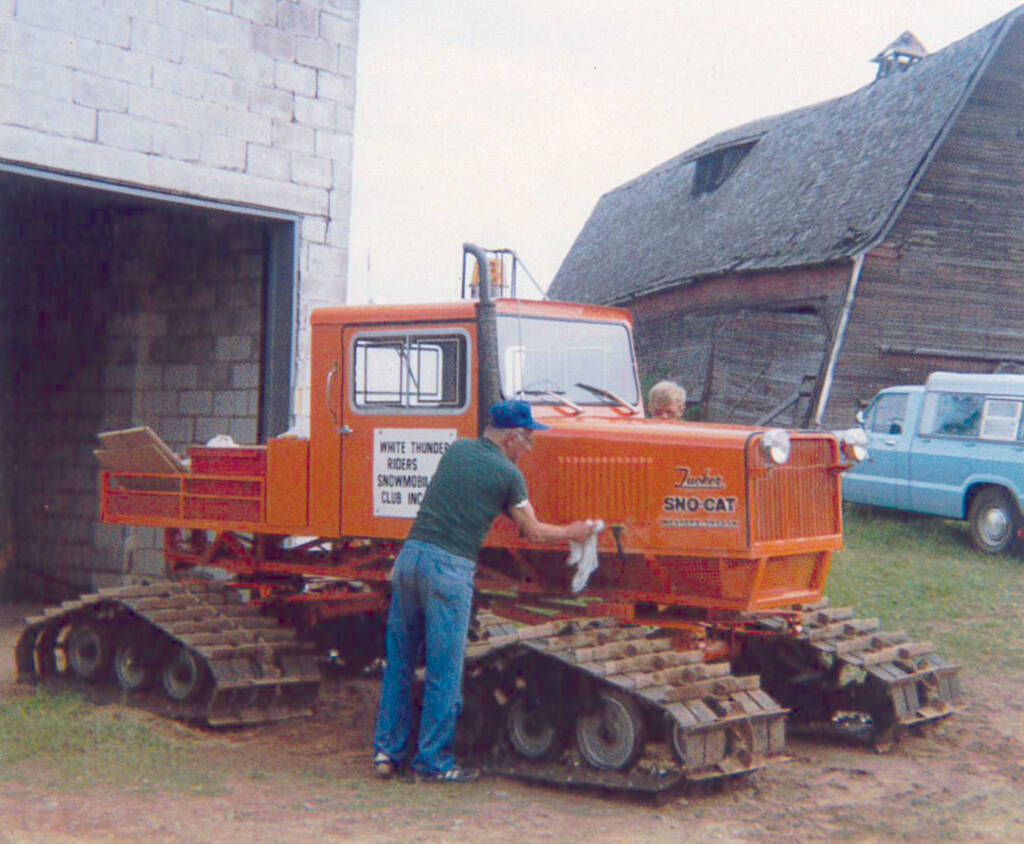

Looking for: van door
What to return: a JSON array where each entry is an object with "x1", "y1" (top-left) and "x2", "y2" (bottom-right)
[{"x1": 845, "y1": 391, "x2": 913, "y2": 508}]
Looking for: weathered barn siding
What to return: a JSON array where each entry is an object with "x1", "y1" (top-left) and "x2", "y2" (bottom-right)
[
  {"x1": 549, "y1": 9, "x2": 1024, "y2": 432},
  {"x1": 827, "y1": 15, "x2": 1024, "y2": 427},
  {"x1": 629, "y1": 263, "x2": 850, "y2": 423}
]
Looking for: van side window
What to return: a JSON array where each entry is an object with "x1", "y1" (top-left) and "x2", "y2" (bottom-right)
[
  {"x1": 869, "y1": 393, "x2": 908, "y2": 435},
  {"x1": 352, "y1": 333, "x2": 468, "y2": 411},
  {"x1": 921, "y1": 392, "x2": 984, "y2": 437},
  {"x1": 981, "y1": 398, "x2": 1023, "y2": 441}
]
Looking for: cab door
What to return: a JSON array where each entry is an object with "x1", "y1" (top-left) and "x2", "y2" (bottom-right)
[
  {"x1": 338, "y1": 323, "x2": 478, "y2": 538},
  {"x1": 309, "y1": 321, "x2": 344, "y2": 535},
  {"x1": 844, "y1": 391, "x2": 913, "y2": 509}
]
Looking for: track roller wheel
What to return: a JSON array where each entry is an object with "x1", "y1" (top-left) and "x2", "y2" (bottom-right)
[
  {"x1": 669, "y1": 721, "x2": 694, "y2": 768},
  {"x1": 114, "y1": 640, "x2": 155, "y2": 692},
  {"x1": 575, "y1": 689, "x2": 645, "y2": 771},
  {"x1": 161, "y1": 645, "x2": 209, "y2": 702},
  {"x1": 507, "y1": 693, "x2": 562, "y2": 760},
  {"x1": 67, "y1": 622, "x2": 110, "y2": 681}
]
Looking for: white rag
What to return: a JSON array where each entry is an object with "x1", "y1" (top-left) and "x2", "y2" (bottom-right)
[{"x1": 566, "y1": 519, "x2": 605, "y2": 594}]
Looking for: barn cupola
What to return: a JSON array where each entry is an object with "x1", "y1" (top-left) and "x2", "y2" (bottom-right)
[{"x1": 871, "y1": 31, "x2": 927, "y2": 79}]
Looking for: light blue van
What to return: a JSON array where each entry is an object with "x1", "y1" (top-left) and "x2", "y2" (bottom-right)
[{"x1": 843, "y1": 372, "x2": 1024, "y2": 554}]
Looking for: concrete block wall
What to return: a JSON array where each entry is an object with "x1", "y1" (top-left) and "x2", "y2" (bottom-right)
[
  {"x1": 8, "y1": 204, "x2": 124, "y2": 595},
  {"x1": 107, "y1": 210, "x2": 267, "y2": 449},
  {"x1": 7, "y1": 202, "x2": 268, "y2": 590},
  {"x1": 1, "y1": 0, "x2": 360, "y2": 427}
]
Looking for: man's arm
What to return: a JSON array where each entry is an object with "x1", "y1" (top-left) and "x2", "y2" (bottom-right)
[{"x1": 510, "y1": 500, "x2": 595, "y2": 544}]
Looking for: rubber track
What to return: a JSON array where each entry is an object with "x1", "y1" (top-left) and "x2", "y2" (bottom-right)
[
  {"x1": 15, "y1": 581, "x2": 321, "y2": 726},
  {"x1": 463, "y1": 614, "x2": 788, "y2": 794},
  {"x1": 795, "y1": 600, "x2": 964, "y2": 727},
  {"x1": 746, "y1": 598, "x2": 965, "y2": 741}
]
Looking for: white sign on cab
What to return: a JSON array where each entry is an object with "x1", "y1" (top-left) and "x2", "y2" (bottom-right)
[{"x1": 372, "y1": 428, "x2": 457, "y2": 518}]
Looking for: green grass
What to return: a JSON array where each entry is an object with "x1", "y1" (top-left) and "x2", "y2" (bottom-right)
[
  {"x1": 0, "y1": 691, "x2": 225, "y2": 794},
  {"x1": 830, "y1": 504, "x2": 1024, "y2": 672}
]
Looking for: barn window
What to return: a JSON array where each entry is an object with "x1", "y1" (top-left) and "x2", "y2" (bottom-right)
[{"x1": 692, "y1": 141, "x2": 757, "y2": 196}]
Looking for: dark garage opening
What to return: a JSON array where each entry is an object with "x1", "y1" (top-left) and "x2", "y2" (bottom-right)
[{"x1": 0, "y1": 167, "x2": 297, "y2": 601}]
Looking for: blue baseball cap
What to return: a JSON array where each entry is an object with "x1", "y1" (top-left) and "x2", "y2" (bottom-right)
[{"x1": 488, "y1": 399, "x2": 550, "y2": 430}]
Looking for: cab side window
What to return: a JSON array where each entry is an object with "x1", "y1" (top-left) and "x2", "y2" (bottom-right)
[
  {"x1": 921, "y1": 392, "x2": 984, "y2": 437},
  {"x1": 869, "y1": 393, "x2": 908, "y2": 435},
  {"x1": 352, "y1": 333, "x2": 468, "y2": 411}
]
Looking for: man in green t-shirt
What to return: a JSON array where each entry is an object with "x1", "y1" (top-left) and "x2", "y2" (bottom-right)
[{"x1": 372, "y1": 400, "x2": 596, "y2": 783}]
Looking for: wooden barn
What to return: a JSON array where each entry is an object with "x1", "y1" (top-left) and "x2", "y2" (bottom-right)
[{"x1": 548, "y1": 9, "x2": 1024, "y2": 429}]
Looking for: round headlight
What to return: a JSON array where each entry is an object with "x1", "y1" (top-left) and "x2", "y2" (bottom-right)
[
  {"x1": 839, "y1": 427, "x2": 869, "y2": 462},
  {"x1": 762, "y1": 428, "x2": 791, "y2": 465}
]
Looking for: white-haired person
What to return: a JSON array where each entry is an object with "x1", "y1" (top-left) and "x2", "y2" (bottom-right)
[{"x1": 649, "y1": 380, "x2": 686, "y2": 420}]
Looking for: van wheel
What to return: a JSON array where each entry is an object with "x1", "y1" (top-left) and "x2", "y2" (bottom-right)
[{"x1": 968, "y1": 488, "x2": 1019, "y2": 554}]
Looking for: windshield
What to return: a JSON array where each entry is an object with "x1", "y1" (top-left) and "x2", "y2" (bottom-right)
[{"x1": 496, "y1": 314, "x2": 640, "y2": 405}]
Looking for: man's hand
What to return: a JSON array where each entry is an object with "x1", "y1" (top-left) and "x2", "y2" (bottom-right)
[
  {"x1": 565, "y1": 519, "x2": 605, "y2": 593},
  {"x1": 566, "y1": 520, "x2": 598, "y2": 544}
]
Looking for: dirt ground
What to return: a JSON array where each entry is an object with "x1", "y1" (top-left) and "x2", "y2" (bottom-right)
[{"x1": 2, "y1": 603, "x2": 1023, "y2": 844}]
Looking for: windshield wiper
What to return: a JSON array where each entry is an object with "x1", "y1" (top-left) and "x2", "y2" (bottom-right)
[
  {"x1": 517, "y1": 389, "x2": 583, "y2": 415},
  {"x1": 574, "y1": 382, "x2": 640, "y2": 415}
]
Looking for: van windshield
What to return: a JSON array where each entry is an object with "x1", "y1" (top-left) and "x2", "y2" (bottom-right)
[{"x1": 496, "y1": 315, "x2": 639, "y2": 405}]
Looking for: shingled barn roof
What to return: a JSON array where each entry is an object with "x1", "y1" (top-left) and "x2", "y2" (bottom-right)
[{"x1": 549, "y1": 10, "x2": 1019, "y2": 305}]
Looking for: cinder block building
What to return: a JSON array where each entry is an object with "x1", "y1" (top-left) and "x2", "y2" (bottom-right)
[{"x1": 0, "y1": 0, "x2": 360, "y2": 598}]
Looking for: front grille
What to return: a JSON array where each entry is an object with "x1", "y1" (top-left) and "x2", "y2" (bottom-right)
[
  {"x1": 555, "y1": 454, "x2": 653, "y2": 522},
  {"x1": 748, "y1": 436, "x2": 841, "y2": 543}
]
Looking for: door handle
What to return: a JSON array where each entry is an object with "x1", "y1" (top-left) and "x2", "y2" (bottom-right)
[{"x1": 884, "y1": 438, "x2": 896, "y2": 446}]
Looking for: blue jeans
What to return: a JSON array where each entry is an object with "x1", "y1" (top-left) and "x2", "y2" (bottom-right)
[{"x1": 373, "y1": 540, "x2": 475, "y2": 774}]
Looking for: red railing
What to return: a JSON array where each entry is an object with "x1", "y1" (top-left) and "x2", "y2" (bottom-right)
[{"x1": 101, "y1": 471, "x2": 266, "y2": 527}]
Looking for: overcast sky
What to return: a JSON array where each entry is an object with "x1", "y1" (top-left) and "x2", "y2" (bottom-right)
[{"x1": 346, "y1": 0, "x2": 1022, "y2": 305}]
